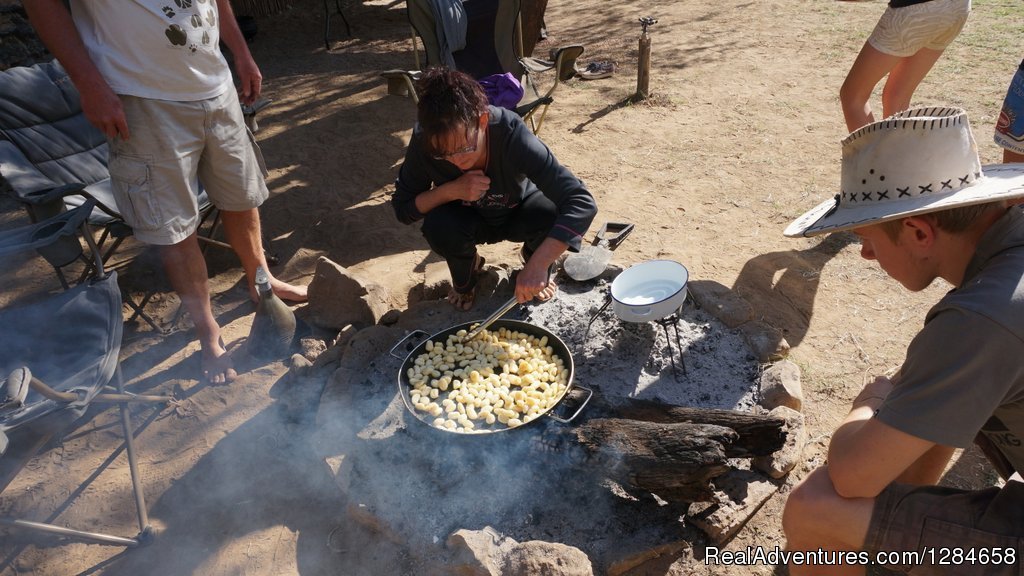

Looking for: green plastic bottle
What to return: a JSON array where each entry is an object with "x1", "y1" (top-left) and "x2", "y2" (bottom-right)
[{"x1": 248, "y1": 266, "x2": 296, "y2": 359}]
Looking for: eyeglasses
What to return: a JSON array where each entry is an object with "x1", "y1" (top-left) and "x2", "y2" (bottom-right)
[{"x1": 432, "y1": 125, "x2": 480, "y2": 160}]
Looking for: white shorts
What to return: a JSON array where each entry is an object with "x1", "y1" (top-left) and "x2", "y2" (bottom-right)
[
  {"x1": 108, "y1": 88, "x2": 269, "y2": 245},
  {"x1": 867, "y1": 0, "x2": 971, "y2": 58}
]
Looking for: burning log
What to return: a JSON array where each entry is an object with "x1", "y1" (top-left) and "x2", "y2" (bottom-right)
[
  {"x1": 587, "y1": 395, "x2": 787, "y2": 457},
  {"x1": 551, "y1": 395, "x2": 787, "y2": 503}
]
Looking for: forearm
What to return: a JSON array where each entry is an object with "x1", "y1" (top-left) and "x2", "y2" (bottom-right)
[
  {"x1": 525, "y1": 237, "x2": 568, "y2": 272},
  {"x1": 215, "y1": 0, "x2": 252, "y2": 63},
  {"x1": 413, "y1": 183, "x2": 457, "y2": 215},
  {"x1": 894, "y1": 444, "x2": 955, "y2": 486},
  {"x1": 23, "y1": 0, "x2": 107, "y2": 94}
]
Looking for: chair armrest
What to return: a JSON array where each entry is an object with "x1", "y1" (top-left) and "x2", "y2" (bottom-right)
[{"x1": 0, "y1": 199, "x2": 96, "y2": 258}]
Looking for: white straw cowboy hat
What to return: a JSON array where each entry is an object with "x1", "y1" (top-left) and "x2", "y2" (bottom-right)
[{"x1": 785, "y1": 107, "x2": 1024, "y2": 238}]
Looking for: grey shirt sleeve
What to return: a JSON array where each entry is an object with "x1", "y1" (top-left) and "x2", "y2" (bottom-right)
[{"x1": 877, "y1": 307, "x2": 1024, "y2": 448}]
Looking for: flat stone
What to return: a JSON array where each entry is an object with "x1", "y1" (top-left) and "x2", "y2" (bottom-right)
[
  {"x1": 688, "y1": 280, "x2": 753, "y2": 329},
  {"x1": 758, "y1": 360, "x2": 803, "y2": 411},
  {"x1": 306, "y1": 256, "x2": 392, "y2": 331},
  {"x1": 607, "y1": 540, "x2": 692, "y2": 576},
  {"x1": 686, "y1": 469, "x2": 780, "y2": 545},
  {"x1": 324, "y1": 453, "x2": 353, "y2": 493},
  {"x1": 739, "y1": 321, "x2": 790, "y2": 362},
  {"x1": 752, "y1": 406, "x2": 806, "y2": 479},
  {"x1": 379, "y1": 309, "x2": 401, "y2": 325},
  {"x1": 423, "y1": 260, "x2": 451, "y2": 301}
]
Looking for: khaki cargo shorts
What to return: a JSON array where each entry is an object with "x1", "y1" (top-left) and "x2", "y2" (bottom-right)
[
  {"x1": 867, "y1": 0, "x2": 971, "y2": 58},
  {"x1": 864, "y1": 480, "x2": 1024, "y2": 574},
  {"x1": 108, "y1": 88, "x2": 269, "y2": 246}
]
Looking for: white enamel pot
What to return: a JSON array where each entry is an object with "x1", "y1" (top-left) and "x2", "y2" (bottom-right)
[{"x1": 610, "y1": 260, "x2": 689, "y2": 323}]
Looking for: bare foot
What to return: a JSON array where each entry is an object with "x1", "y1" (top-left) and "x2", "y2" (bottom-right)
[
  {"x1": 271, "y1": 279, "x2": 308, "y2": 303},
  {"x1": 249, "y1": 277, "x2": 308, "y2": 303},
  {"x1": 201, "y1": 340, "x2": 237, "y2": 385},
  {"x1": 534, "y1": 279, "x2": 558, "y2": 302},
  {"x1": 534, "y1": 263, "x2": 558, "y2": 302}
]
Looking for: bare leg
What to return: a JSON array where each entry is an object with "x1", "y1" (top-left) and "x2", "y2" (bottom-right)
[
  {"x1": 840, "y1": 42, "x2": 902, "y2": 132},
  {"x1": 782, "y1": 466, "x2": 874, "y2": 576},
  {"x1": 880, "y1": 47, "x2": 944, "y2": 118},
  {"x1": 219, "y1": 208, "x2": 307, "y2": 303},
  {"x1": 161, "y1": 234, "x2": 236, "y2": 384}
]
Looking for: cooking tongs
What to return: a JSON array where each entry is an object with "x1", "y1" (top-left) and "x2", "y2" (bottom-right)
[{"x1": 463, "y1": 295, "x2": 520, "y2": 341}]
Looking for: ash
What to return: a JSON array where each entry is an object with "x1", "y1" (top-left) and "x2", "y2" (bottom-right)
[
  {"x1": 325, "y1": 271, "x2": 763, "y2": 569},
  {"x1": 511, "y1": 275, "x2": 760, "y2": 411}
]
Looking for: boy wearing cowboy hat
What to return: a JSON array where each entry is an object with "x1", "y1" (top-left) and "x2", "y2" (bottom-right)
[{"x1": 782, "y1": 107, "x2": 1024, "y2": 575}]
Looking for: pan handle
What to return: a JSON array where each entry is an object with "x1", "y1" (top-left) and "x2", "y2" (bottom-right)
[
  {"x1": 389, "y1": 329, "x2": 430, "y2": 359},
  {"x1": 546, "y1": 385, "x2": 593, "y2": 424}
]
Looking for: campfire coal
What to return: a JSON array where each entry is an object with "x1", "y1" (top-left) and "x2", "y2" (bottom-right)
[{"x1": 310, "y1": 267, "x2": 795, "y2": 573}]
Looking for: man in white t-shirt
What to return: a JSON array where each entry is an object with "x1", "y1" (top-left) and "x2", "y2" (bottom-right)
[{"x1": 24, "y1": 0, "x2": 307, "y2": 384}]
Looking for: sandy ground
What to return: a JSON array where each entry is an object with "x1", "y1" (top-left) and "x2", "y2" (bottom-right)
[{"x1": 1, "y1": 0, "x2": 1021, "y2": 573}]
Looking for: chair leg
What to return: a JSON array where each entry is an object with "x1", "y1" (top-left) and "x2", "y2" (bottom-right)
[
  {"x1": 324, "y1": 0, "x2": 351, "y2": 50},
  {"x1": 114, "y1": 366, "x2": 152, "y2": 540},
  {"x1": 0, "y1": 367, "x2": 157, "y2": 547}
]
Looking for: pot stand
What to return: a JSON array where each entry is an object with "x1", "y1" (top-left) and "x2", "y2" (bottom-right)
[{"x1": 580, "y1": 291, "x2": 689, "y2": 383}]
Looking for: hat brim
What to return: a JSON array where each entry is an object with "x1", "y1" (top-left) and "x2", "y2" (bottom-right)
[{"x1": 784, "y1": 164, "x2": 1024, "y2": 238}]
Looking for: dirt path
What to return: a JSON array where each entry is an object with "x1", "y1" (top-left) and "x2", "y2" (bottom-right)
[{"x1": 1, "y1": 0, "x2": 1019, "y2": 573}]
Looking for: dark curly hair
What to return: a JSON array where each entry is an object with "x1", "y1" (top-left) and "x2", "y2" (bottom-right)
[{"x1": 415, "y1": 67, "x2": 489, "y2": 157}]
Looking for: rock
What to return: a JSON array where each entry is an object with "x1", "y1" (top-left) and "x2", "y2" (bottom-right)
[
  {"x1": 758, "y1": 360, "x2": 803, "y2": 411},
  {"x1": 306, "y1": 257, "x2": 392, "y2": 331},
  {"x1": 739, "y1": 321, "x2": 790, "y2": 362},
  {"x1": 299, "y1": 337, "x2": 327, "y2": 362},
  {"x1": 752, "y1": 406, "x2": 806, "y2": 479},
  {"x1": 446, "y1": 527, "x2": 516, "y2": 576},
  {"x1": 688, "y1": 280, "x2": 753, "y2": 328},
  {"x1": 502, "y1": 541, "x2": 593, "y2": 576},
  {"x1": 290, "y1": 352, "x2": 313, "y2": 370},
  {"x1": 686, "y1": 469, "x2": 780, "y2": 545},
  {"x1": 324, "y1": 453, "x2": 353, "y2": 494},
  {"x1": 379, "y1": 309, "x2": 401, "y2": 326},
  {"x1": 423, "y1": 260, "x2": 451, "y2": 301},
  {"x1": 445, "y1": 530, "x2": 593, "y2": 576}
]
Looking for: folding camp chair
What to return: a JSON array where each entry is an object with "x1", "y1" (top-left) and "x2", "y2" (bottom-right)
[
  {"x1": 382, "y1": 0, "x2": 583, "y2": 135},
  {"x1": 0, "y1": 201, "x2": 173, "y2": 547},
  {"x1": 0, "y1": 60, "x2": 229, "y2": 332}
]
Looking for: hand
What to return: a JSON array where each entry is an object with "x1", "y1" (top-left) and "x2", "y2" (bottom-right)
[
  {"x1": 450, "y1": 170, "x2": 490, "y2": 204},
  {"x1": 234, "y1": 54, "x2": 263, "y2": 106},
  {"x1": 80, "y1": 82, "x2": 130, "y2": 140},
  {"x1": 514, "y1": 259, "x2": 551, "y2": 303},
  {"x1": 852, "y1": 375, "x2": 894, "y2": 410}
]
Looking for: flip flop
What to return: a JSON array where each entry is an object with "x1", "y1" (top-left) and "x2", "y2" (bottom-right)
[{"x1": 576, "y1": 61, "x2": 615, "y2": 80}]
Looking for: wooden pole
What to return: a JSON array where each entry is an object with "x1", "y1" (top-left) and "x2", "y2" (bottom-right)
[{"x1": 634, "y1": 17, "x2": 657, "y2": 101}]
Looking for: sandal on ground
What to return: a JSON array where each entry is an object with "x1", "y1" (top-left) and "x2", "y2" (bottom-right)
[
  {"x1": 576, "y1": 61, "x2": 615, "y2": 80},
  {"x1": 534, "y1": 263, "x2": 559, "y2": 303},
  {"x1": 446, "y1": 286, "x2": 477, "y2": 311}
]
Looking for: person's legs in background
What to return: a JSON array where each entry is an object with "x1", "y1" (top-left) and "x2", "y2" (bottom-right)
[{"x1": 841, "y1": 42, "x2": 902, "y2": 132}]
